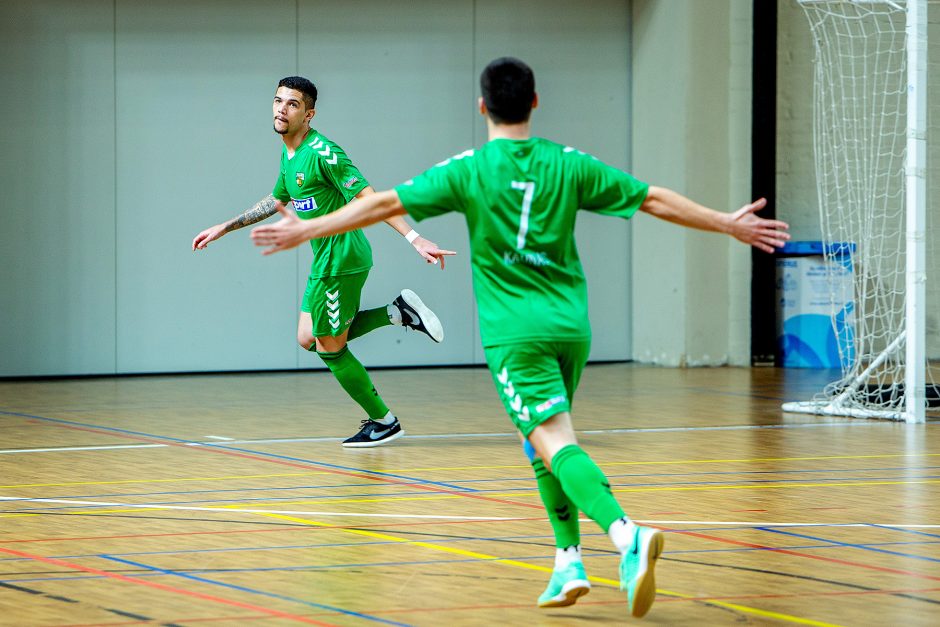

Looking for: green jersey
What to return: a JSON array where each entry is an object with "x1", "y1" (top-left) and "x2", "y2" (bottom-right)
[
  {"x1": 396, "y1": 137, "x2": 648, "y2": 347},
  {"x1": 272, "y1": 129, "x2": 372, "y2": 278}
]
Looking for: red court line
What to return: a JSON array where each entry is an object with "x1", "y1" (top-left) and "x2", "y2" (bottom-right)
[
  {"x1": 669, "y1": 528, "x2": 940, "y2": 582},
  {"x1": 0, "y1": 546, "x2": 335, "y2": 626},
  {"x1": 42, "y1": 421, "x2": 541, "y2": 510},
  {"x1": 64, "y1": 615, "x2": 274, "y2": 627}
]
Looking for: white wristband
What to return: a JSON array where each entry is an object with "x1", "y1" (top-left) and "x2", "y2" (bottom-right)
[{"x1": 405, "y1": 229, "x2": 420, "y2": 243}]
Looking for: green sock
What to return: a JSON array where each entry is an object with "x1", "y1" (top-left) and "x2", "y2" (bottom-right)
[
  {"x1": 532, "y1": 457, "x2": 581, "y2": 549},
  {"x1": 551, "y1": 445, "x2": 625, "y2": 532},
  {"x1": 317, "y1": 346, "x2": 389, "y2": 420},
  {"x1": 347, "y1": 307, "x2": 392, "y2": 341}
]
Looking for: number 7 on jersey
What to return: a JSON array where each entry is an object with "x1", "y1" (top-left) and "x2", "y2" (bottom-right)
[{"x1": 510, "y1": 181, "x2": 535, "y2": 250}]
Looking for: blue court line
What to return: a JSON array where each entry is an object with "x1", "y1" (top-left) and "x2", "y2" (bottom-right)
[
  {"x1": 868, "y1": 524, "x2": 940, "y2": 540},
  {"x1": 99, "y1": 555, "x2": 413, "y2": 627},
  {"x1": 3, "y1": 411, "x2": 474, "y2": 493},
  {"x1": 758, "y1": 527, "x2": 940, "y2": 563}
]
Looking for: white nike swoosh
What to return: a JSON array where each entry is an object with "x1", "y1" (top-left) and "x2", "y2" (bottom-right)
[{"x1": 369, "y1": 426, "x2": 393, "y2": 440}]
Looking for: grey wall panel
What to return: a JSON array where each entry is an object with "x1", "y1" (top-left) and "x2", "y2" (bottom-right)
[
  {"x1": 114, "y1": 0, "x2": 299, "y2": 373},
  {"x1": 0, "y1": 1, "x2": 117, "y2": 376},
  {"x1": 296, "y1": 0, "x2": 479, "y2": 367},
  {"x1": 1, "y1": 0, "x2": 635, "y2": 376},
  {"x1": 474, "y1": 0, "x2": 633, "y2": 361}
]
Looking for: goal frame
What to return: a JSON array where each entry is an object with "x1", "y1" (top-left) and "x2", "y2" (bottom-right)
[{"x1": 782, "y1": 0, "x2": 927, "y2": 423}]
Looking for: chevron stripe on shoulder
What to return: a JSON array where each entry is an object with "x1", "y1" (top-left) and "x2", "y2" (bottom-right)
[
  {"x1": 434, "y1": 148, "x2": 475, "y2": 168},
  {"x1": 307, "y1": 134, "x2": 342, "y2": 166}
]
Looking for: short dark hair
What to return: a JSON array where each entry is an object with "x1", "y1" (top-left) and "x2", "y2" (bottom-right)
[
  {"x1": 276, "y1": 76, "x2": 317, "y2": 110},
  {"x1": 480, "y1": 57, "x2": 535, "y2": 124}
]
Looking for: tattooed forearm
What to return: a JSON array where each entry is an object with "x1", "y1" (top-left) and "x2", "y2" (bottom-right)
[{"x1": 223, "y1": 195, "x2": 279, "y2": 233}]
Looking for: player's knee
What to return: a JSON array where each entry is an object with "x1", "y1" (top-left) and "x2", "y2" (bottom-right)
[{"x1": 297, "y1": 331, "x2": 316, "y2": 351}]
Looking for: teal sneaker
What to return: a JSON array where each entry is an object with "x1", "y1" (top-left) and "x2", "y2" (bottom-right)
[
  {"x1": 620, "y1": 525, "x2": 664, "y2": 618},
  {"x1": 537, "y1": 562, "x2": 591, "y2": 608}
]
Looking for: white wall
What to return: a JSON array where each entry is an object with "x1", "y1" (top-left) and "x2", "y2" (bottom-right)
[
  {"x1": 776, "y1": 0, "x2": 820, "y2": 242},
  {"x1": 0, "y1": 0, "x2": 634, "y2": 376},
  {"x1": 630, "y1": 0, "x2": 754, "y2": 367}
]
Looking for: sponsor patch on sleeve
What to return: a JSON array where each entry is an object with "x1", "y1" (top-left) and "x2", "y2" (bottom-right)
[{"x1": 343, "y1": 176, "x2": 360, "y2": 189}]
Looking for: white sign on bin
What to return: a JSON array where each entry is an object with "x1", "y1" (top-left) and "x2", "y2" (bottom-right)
[{"x1": 775, "y1": 241, "x2": 855, "y2": 368}]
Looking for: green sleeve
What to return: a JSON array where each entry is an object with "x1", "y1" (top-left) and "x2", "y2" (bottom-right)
[
  {"x1": 577, "y1": 153, "x2": 649, "y2": 219},
  {"x1": 395, "y1": 155, "x2": 468, "y2": 222},
  {"x1": 321, "y1": 151, "x2": 370, "y2": 203}
]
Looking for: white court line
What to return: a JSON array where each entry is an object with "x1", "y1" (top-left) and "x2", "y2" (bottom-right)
[
  {"x1": 639, "y1": 520, "x2": 940, "y2": 529},
  {"x1": 204, "y1": 435, "x2": 235, "y2": 441},
  {"x1": 0, "y1": 496, "x2": 937, "y2": 528},
  {"x1": 0, "y1": 421, "x2": 897, "y2": 456},
  {"x1": 0, "y1": 444, "x2": 166, "y2": 454}
]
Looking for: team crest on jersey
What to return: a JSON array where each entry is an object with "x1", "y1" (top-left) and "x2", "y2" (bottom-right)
[{"x1": 295, "y1": 172, "x2": 305, "y2": 186}]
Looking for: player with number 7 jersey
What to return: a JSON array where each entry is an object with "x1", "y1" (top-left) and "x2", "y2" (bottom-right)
[
  {"x1": 250, "y1": 56, "x2": 788, "y2": 619},
  {"x1": 396, "y1": 138, "x2": 648, "y2": 348}
]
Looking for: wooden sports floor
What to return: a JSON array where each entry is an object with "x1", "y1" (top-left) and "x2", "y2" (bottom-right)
[{"x1": 1, "y1": 364, "x2": 938, "y2": 626}]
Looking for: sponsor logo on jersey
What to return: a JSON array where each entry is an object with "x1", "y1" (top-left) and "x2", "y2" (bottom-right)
[
  {"x1": 343, "y1": 176, "x2": 360, "y2": 189},
  {"x1": 295, "y1": 172, "x2": 305, "y2": 186},
  {"x1": 292, "y1": 196, "x2": 318, "y2": 213},
  {"x1": 536, "y1": 396, "x2": 566, "y2": 414},
  {"x1": 502, "y1": 250, "x2": 551, "y2": 267}
]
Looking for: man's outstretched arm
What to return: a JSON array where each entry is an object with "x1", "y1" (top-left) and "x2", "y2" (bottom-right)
[
  {"x1": 192, "y1": 194, "x2": 285, "y2": 250},
  {"x1": 251, "y1": 190, "x2": 407, "y2": 255},
  {"x1": 640, "y1": 186, "x2": 790, "y2": 253}
]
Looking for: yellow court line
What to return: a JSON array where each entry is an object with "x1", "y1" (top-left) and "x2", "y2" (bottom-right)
[
  {"x1": 232, "y1": 477, "x2": 940, "y2": 506},
  {"x1": 4, "y1": 453, "x2": 935, "y2": 490},
  {"x1": 0, "y1": 471, "x2": 322, "y2": 490},
  {"x1": 221, "y1": 495, "x2": 462, "y2": 508},
  {"x1": 217, "y1": 476, "x2": 940, "y2": 508},
  {"x1": 3, "y1": 476, "x2": 932, "y2": 518},
  {"x1": 396, "y1": 451, "x2": 940, "y2": 473},
  {"x1": 259, "y1": 512, "x2": 844, "y2": 627}
]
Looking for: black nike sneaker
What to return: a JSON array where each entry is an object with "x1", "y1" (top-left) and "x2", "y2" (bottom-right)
[
  {"x1": 342, "y1": 418, "x2": 405, "y2": 448},
  {"x1": 393, "y1": 289, "x2": 444, "y2": 343}
]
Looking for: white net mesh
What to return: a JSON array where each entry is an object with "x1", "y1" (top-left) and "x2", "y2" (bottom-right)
[{"x1": 788, "y1": 0, "x2": 939, "y2": 420}]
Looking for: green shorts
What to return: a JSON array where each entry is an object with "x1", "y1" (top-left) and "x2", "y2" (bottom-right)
[
  {"x1": 301, "y1": 271, "x2": 369, "y2": 337},
  {"x1": 483, "y1": 340, "x2": 591, "y2": 437}
]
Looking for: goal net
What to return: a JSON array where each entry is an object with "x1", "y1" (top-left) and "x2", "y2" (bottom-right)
[{"x1": 783, "y1": 0, "x2": 939, "y2": 422}]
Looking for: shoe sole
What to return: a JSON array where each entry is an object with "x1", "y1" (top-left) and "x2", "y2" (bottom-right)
[
  {"x1": 341, "y1": 429, "x2": 405, "y2": 448},
  {"x1": 400, "y1": 289, "x2": 444, "y2": 343},
  {"x1": 538, "y1": 580, "x2": 591, "y2": 608},
  {"x1": 630, "y1": 529, "x2": 664, "y2": 618}
]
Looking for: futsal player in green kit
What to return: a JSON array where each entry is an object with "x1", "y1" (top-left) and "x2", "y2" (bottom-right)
[
  {"x1": 250, "y1": 59, "x2": 790, "y2": 618},
  {"x1": 193, "y1": 76, "x2": 455, "y2": 448}
]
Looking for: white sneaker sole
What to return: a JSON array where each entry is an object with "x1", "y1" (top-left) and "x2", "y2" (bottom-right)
[
  {"x1": 341, "y1": 429, "x2": 405, "y2": 448},
  {"x1": 400, "y1": 289, "x2": 444, "y2": 343},
  {"x1": 538, "y1": 579, "x2": 591, "y2": 608},
  {"x1": 630, "y1": 529, "x2": 664, "y2": 618}
]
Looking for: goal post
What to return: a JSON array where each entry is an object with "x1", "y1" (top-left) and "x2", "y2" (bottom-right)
[{"x1": 782, "y1": 0, "x2": 931, "y2": 423}]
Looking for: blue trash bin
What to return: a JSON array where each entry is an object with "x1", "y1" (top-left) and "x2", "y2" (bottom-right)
[{"x1": 775, "y1": 241, "x2": 856, "y2": 368}]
